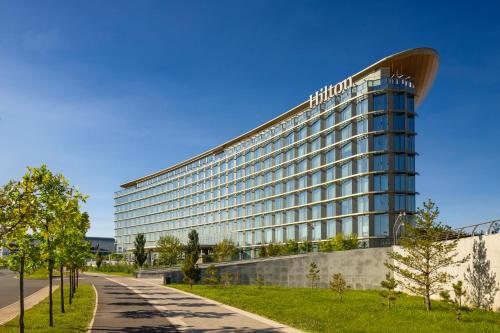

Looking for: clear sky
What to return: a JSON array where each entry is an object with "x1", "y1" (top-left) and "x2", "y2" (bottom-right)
[{"x1": 1, "y1": 1, "x2": 499, "y2": 237}]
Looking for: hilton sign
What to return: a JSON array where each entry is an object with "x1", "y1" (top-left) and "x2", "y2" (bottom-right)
[{"x1": 309, "y1": 76, "x2": 353, "y2": 108}]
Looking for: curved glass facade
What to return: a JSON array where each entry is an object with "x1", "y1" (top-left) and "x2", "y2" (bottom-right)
[{"x1": 114, "y1": 70, "x2": 419, "y2": 255}]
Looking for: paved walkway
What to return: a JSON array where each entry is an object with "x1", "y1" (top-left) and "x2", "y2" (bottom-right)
[
  {"x1": 0, "y1": 270, "x2": 50, "y2": 308},
  {"x1": 85, "y1": 273, "x2": 302, "y2": 333}
]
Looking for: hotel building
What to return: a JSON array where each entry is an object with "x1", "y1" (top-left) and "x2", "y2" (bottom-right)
[{"x1": 114, "y1": 48, "x2": 439, "y2": 257}]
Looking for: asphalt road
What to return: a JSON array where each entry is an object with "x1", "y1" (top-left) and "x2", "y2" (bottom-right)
[{"x1": 0, "y1": 269, "x2": 51, "y2": 308}]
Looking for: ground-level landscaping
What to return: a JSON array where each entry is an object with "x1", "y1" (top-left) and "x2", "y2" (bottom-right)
[
  {"x1": 171, "y1": 284, "x2": 500, "y2": 333},
  {"x1": 0, "y1": 285, "x2": 95, "y2": 333}
]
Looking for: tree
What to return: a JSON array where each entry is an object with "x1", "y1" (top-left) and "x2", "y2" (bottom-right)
[
  {"x1": 320, "y1": 234, "x2": 359, "y2": 252},
  {"x1": 0, "y1": 173, "x2": 42, "y2": 333},
  {"x1": 182, "y1": 230, "x2": 201, "y2": 287},
  {"x1": 205, "y1": 264, "x2": 218, "y2": 287},
  {"x1": 440, "y1": 280, "x2": 467, "y2": 321},
  {"x1": 221, "y1": 272, "x2": 232, "y2": 288},
  {"x1": 307, "y1": 262, "x2": 320, "y2": 288},
  {"x1": 157, "y1": 235, "x2": 183, "y2": 267},
  {"x1": 385, "y1": 200, "x2": 468, "y2": 311},
  {"x1": 379, "y1": 273, "x2": 399, "y2": 308},
  {"x1": 255, "y1": 275, "x2": 265, "y2": 289},
  {"x1": 96, "y1": 249, "x2": 103, "y2": 269},
  {"x1": 464, "y1": 234, "x2": 498, "y2": 310},
  {"x1": 213, "y1": 239, "x2": 238, "y2": 262},
  {"x1": 133, "y1": 234, "x2": 147, "y2": 267},
  {"x1": 330, "y1": 273, "x2": 347, "y2": 301}
]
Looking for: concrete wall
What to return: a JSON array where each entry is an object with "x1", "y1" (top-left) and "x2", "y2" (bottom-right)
[{"x1": 138, "y1": 247, "x2": 391, "y2": 290}]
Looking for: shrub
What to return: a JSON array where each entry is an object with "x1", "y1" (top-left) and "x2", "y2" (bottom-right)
[
  {"x1": 221, "y1": 272, "x2": 232, "y2": 288},
  {"x1": 284, "y1": 240, "x2": 299, "y2": 255},
  {"x1": 255, "y1": 275, "x2": 265, "y2": 289},
  {"x1": 330, "y1": 273, "x2": 347, "y2": 301},
  {"x1": 213, "y1": 239, "x2": 238, "y2": 262},
  {"x1": 258, "y1": 246, "x2": 267, "y2": 257},
  {"x1": 205, "y1": 264, "x2": 218, "y2": 287},
  {"x1": 379, "y1": 273, "x2": 399, "y2": 308}
]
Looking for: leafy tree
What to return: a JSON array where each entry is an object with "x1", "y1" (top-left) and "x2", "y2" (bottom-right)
[
  {"x1": 182, "y1": 230, "x2": 201, "y2": 287},
  {"x1": 157, "y1": 235, "x2": 183, "y2": 267},
  {"x1": 255, "y1": 274, "x2": 265, "y2": 289},
  {"x1": 379, "y1": 273, "x2": 399, "y2": 308},
  {"x1": 96, "y1": 249, "x2": 103, "y2": 269},
  {"x1": 284, "y1": 240, "x2": 299, "y2": 255},
  {"x1": 221, "y1": 272, "x2": 232, "y2": 288},
  {"x1": 464, "y1": 235, "x2": 498, "y2": 310},
  {"x1": 330, "y1": 273, "x2": 347, "y2": 301},
  {"x1": 440, "y1": 280, "x2": 467, "y2": 321},
  {"x1": 299, "y1": 241, "x2": 313, "y2": 253},
  {"x1": 0, "y1": 172, "x2": 42, "y2": 333},
  {"x1": 307, "y1": 262, "x2": 320, "y2": 288},
  {"x1": 320, "y1": 234, "x2": 359, "y2": 252},
  {"x1": 133, "y1": 233, "x2": 147, "y2": 267},
  {"x1": 213, "y1": 239, "x2": 238, "y2": 262},
  {"x1": 205, "y1": 264, "x2": 218, "y2": 287},
  {"x1": 385, "y1": 200, "x2": 468, "y2": 311},
  {"x1": 258, "y1": 245, "x2": 267, "y2": 258}
]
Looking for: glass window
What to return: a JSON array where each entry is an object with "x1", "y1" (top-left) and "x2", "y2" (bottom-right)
[
  {"x1": 357, "y1": 176, "x2": 369, "y2": 193},
  {"x1": 326, "y1": 149, "x2": 335, "y2": 164},
  {"x1": 298, "y1": 126, "x2": 308, "y2": 140},
  {"x1": 374, "y1": 174, "x2": 388, "y2": 191},
  {"x1": 407, "y1": 175, "x2": 415, "y2": 192},
  {"x1": 356, "y1": 98, "x2": 368, "y2": 115},
  {"x1": 340, "y1": 104, "x2": 352, "y2": 122},
  {"x1": 341, "y1": 162, "x2": 352, "y2": 177},
  {"x1": 357, "y1": 196, "x2": 369, "y2": 213},
  {"x1": 357, "y1": 137, "x2": 368, "y2": 153},
  {"x1": 298, "y1": 176, "x2": 308, "y2": 189},
  {"x1": 393, "y1": 113, "x2": 405, "y2": 131},
  {"x1": 326, "y1": 167, "x2": 335, "y2": 181},
  {"x1": 312, "y1": 188, "x2": 322, "y2": 202},
  {"x1": 325, "y1": 113, "x2": 335, "y2": 128},
  {"x1": 374, "y1": 194, "x2": 388, "y2": 211},
  {"x1": 275, "y1": 228, "x2": 283, "y2": 243},
  {"x1": 357, "y1": 157, "x2": 368, "y2": 173},
  {"x1": 393, "y1": 93, "x2": 405, "y2": 110},
  {"x1": 408, "y1": 116, "x2": 415, "y2": 132},
  {"x1": 298, "y1": 191, "x2": 308, "y2": 205},
  {"x1": 341, "y1": 199, "x2": 352, "y2": 214},
  {"x1": 286, "y1": 225, "x2": 295, "y2": 241},
  {"x1": 326, "y1": 220, "x2": 336, "y2": 238},
  {"x1": 326, "y1": 202, "x2": 335, "y2": 217},
  {"x1": 298, "y1": 223, "x2": 308, "y2": 241},
  {"x1": 312, "y1": 221, "x2": 322, "y2": 240},
  {"x1": 374, "y1": 214, "x2": 389, "y2": 236},
  {"x1": 287, "y1": 132, "x2": 294, "y2": 145},
  {"x1": 311, "y1": 120, "x2": 321, "y2": 134},
  {"x1": 341, "y1": 217, "x2": 353, "y2": 235},
  {"x1": 311, "y1": 154, "x2": 321, "y2": 168},
  {"x1": 341, "y1": 143, "x2": 352, "y2": 159},
  {"x1": 373, "y1": 114, "x2": 387, "y2": 131},
  {"x1": 373, "y1": 134, "x2": 388, "y2": 150},
  {"x1": 395, "y1": 154, "x2": 406, "y2": 171},
  {"x1": 373, "y1": 94, "x2": 387, "y2": 110},
  {"x1": 298, "y1": 143, "x2": 308, "y2": 157},
  {"x1": 341, "y1": 180, "x2": 352, "y2": 196},
  {"x1": 311, "y1": 137, "x2": 321, "y2": 151},
  {"x1": 407, "y1": 95, "x2": 415, "y2": 113},
  {"x1": 298, "y1": 159, "x2": 308, "y2": 172},
  {"x1": 373, "y1": 154, "x2": 388, "y2": 171},
  {"x1": 340, "y1": 124, "x2": 352, "y2": 141},
  {"x1": 394, "y1": 174, "x2": 405, "y2": 191},
  {"x1": 407, "y1": 156, "x2": 415, "y2": 172},
  {"x1": 395, "y1": 194, "x2": 406, "y2": 211},
  {"x1": 312, "y1": 205, "x2": 322, "y2": 219},
  {"x1": 407, "y1": 136, "x2": 415, "y2": 152},
  {"x1": 358, "y1": 215, "x2": 369, "y2": 237},
  {"x1": 325, "y1": 131, "x2": 335, "y2": 145},
  {"x1": 357, "y1": 118, "x2": 368, "y2": 134},
  {"x1": 393, "y1": 134, "x2": 405, "y2": 151},
  {"x1": 298, "y1": 207, "x2": 308, "y2": 221},
  {"x1": 326, "y1": 184, "x2": 336, "y2": 199},
  {"x1": 312, "y1": 171, "x2": 322, "y2": 185},
  {"x1": 407, "y1": 195, "x2": 416, "y2": 212}
]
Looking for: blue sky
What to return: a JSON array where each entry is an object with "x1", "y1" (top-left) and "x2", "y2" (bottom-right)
[{"x1": 1, "y1": 1, "x2": 499, "y2": 237}]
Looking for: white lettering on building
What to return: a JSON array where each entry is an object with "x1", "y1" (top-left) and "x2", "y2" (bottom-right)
[{"x1": 309, "y1": 76, "x2": 353, "y2": 108}]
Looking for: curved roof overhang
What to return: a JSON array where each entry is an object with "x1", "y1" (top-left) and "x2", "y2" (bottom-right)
[{"x1": 120, "y1": 48, "x2": 439, "y2": 189}]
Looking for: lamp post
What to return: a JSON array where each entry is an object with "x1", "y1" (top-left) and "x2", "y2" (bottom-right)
[{"x1": 393, "y1": 211, "x2": 407, "y2": 245}]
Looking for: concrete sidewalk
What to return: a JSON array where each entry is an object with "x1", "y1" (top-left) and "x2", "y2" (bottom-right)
[
  {"x1": 85, "y1": 273, "x2": 302, "y2": 333},
  {"x1": 0, "y1": 285, "x2": 59, "y2": 325}
]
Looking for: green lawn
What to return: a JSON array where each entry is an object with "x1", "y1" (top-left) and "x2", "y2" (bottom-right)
[
  {"x1": 85, "y1": 270, "x2": 133, "y2": 277},
  {"x1": 0, "y1": 285, "x2": 95, "y2": 333},
  {"x1": 170, "y1": 284, "x2": 500, "y2": 333}
]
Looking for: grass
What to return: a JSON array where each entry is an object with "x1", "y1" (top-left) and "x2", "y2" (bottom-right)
[
  {"x1": 170, "y1": 284, "x2": 500, "y2": 333},
  {"x1": 22, "y1": 269, "x2": 67, "y2": 280},
  {"x1": 85, "y1": 270, "x2": 134, "y2": 277},
  {"x1": 0, "y1": 285, "x2": 95, "y2": 333}
]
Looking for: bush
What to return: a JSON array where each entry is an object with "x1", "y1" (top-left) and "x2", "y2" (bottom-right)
[
  {"x1": 284, "y1": 240, "x2": 299, "y2": 255},
  {"x1": 87, "y1": 263, "x2": 135, "y2": 274},
  {"x1": 319, "y1": 234, "x2": 359, "y2": 252}
]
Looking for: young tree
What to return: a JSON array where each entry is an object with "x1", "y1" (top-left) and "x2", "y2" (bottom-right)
[
  {"x1": 385, "y1": 200, "x2": 468, "y2": 311},
  {"x1": 255, "y1": 274, "x2": 265, "y2": 289},
  {"x1": 221, "y1": 272, "x2": 232, "y2": 288},
  {"x1": 182, "y1": 230, "x2": 201, "y2": 287},
  {"x1": 213, "y1": 239, "x2": 238, "y2": 262},
  {"x1": 379, "y1": 273, "x2": 399, "y2": 308},
  {"x1": 330, "y1": 273, "x2": 347, "y2": 301},
  {"x1": 440, "y1": 280, "x2": 467, "y2": 321},
  {"x1": 157, "y1": 235, "x2": 183, "y2": 267},
  {"x1": 205, "y1": 264, "x2": 218, "y2": 287},
  {"x1": 307, "y1": 262, "x2": 320, "y2": 288},
  {"x1": 133, "y1": 233, "x2": 147, "y2": 267},
  {"x1": 464, "y1": 235, "x2": 498, "y2": 310},
  {"x1": 0, "y1": 173, "x2": 41, "y2": 333},
  {"x1": 96, "y1": 249, "x2": 103, "y2": 269}
]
